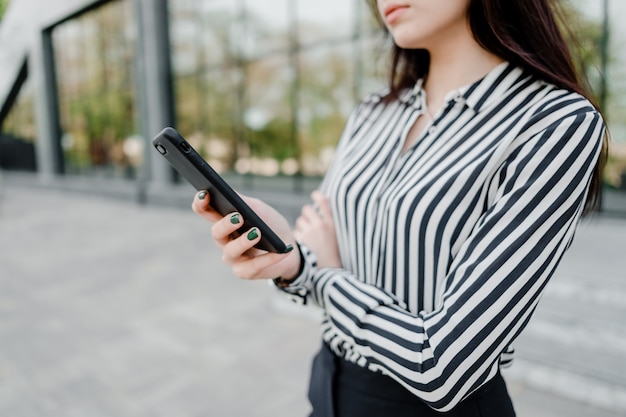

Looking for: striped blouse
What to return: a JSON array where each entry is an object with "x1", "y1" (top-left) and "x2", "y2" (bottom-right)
[{"x1": 279, "y1": 62, "x2": 604, "y2": 411}]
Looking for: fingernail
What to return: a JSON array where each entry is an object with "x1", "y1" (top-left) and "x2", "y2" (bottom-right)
[
  {"x1": 198, "y1": 191, "x2": 207, "y2": 200},
  {"x1": 285, "y1": 244, "x2": 294, "y2": 253},
  {"x1": 247, "y1": 228, "x2": 258, "y2": 240},
  {"x1": 230, "y1": 213, "x2": 240, "y2": 224}
]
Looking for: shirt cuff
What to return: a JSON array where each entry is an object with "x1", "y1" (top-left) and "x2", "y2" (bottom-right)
[{"x1": 272, "y1": 241, "x2": 318, "y2": 305}]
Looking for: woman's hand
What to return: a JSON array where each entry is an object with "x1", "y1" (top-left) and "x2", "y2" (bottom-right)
[
  {"x1": 294, "y1": 191, "x2": 341, "y2": 269},
  {"x1": 192, "y1": 191, "x2": 301, "y2": 281}
]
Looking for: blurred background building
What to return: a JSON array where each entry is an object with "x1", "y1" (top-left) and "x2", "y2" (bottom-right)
[{"x1": 0, "y1": 0, "x2": 625, "y2": 213}]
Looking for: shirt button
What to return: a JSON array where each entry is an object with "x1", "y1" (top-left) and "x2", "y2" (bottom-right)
[
  {"x1": 453, "y1": 92, "x2": 463, "y2": 102},
  {"x1": 428, "y1": 126, "x2": 437, "y2": 135}
]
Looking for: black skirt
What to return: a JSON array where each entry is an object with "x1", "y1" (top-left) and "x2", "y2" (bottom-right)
[{"x1": 308, "y1": 343, "x2": 516, "y2": 417}]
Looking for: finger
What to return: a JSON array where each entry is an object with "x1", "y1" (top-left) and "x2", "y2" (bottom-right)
[
  {"x1": 294, "y1": 215, "x2": 309, "y2": 231},
  {"x1": 311, "y1": 191, "x2": 332, "y2": 219},
  {"x1": 191, "y1": 191, "x2": 222, "y2": 223},
  {"x1": 299, "y1": 204, "x2": 320, "y2": 222},
  {"x1": 232, "y1": 248, "x2": 298, "y2": 280},
  {"x1": 222, "y1": 227, "x2": 262, "y2": 264},
  {"x1": 211, "y1": 212, "x2": 245, "y2": 247},
  {"x1": 294, "y1": 214, "x2": 312, "y2": 240}
]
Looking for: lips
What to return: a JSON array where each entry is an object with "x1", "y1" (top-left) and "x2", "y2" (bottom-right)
[{"x1": 383, "y1": 4, "x2": 409, "y2": 24}]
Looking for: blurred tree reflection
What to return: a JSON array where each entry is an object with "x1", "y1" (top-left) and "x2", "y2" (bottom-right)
[
  {"x1": 170, "y1": 0, "x2": 372, "y2": 177},
  {"x1": 53, "y1": 0, "x2": 137, "y2": 178},
  {"x1": 561, "y1": 1, "x2": 626, "y2": 189},
  {"x1": 0, "y1": 0, "x2": 8, "y2": 22},
  {"x1": 43, "y1": 0, "x2": 620, "y2": 186}
]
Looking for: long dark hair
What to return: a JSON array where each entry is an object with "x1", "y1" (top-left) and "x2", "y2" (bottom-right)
[{"x1": 369, "y1": 0, "x2": 608, "y2": 214}]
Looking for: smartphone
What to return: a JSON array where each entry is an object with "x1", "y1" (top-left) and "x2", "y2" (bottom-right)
[{"x1": 152, "y1": 127, "x2": 290, "y2": 253}]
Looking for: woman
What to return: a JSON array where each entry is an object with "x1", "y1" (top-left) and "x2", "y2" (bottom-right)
[{"x1": 193, "y1": 0, "x2": 608, "y2": 415}]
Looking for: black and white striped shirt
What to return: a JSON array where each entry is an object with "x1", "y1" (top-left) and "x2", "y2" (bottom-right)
[{"x1": 280, "y1": 62, "x2": 604, "y2": 411}]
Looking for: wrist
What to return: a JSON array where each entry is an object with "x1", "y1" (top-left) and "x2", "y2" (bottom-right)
[{"x1": 274, "y1": 245, "x2": 304, "y2": 287}]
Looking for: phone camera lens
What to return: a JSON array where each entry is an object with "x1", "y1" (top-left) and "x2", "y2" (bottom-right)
[
  {"x1": 180, "y1": 141, "x2": 191, "y2": 153},
  {"x1": 155, "y1": 144, "x2": 167, "y2": 155}
]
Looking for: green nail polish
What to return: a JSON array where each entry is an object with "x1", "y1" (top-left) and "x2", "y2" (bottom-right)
[
  {"x1": 198, "y1": 191, "x2": 207, "y2": 200},
  {"x1": 247, "y1": 228, "x2": 258, "y2": 241},
  {"x1": 285, "y1": 244, "x2": 294, "y2": 253},
  {"x1": 230, "y1": 214, "x2": 240, "y2": 224}
]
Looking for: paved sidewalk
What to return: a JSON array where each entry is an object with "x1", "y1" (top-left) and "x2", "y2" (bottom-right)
[{"x1": 0, "y1": 184, "x2": 624, "y2": 417}]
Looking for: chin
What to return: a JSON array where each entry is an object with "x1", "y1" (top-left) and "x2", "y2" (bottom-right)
[{"x1": 388, "y1": 30, "x2": 430, "y2": 50}]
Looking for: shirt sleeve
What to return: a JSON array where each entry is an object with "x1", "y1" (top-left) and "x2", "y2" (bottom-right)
[{"x1": 283, "y1": 108, "x2": 604, "y2": 411}]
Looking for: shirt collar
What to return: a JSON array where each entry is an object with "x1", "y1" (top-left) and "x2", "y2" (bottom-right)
[
  {"x1": 400, "y1": 62, "x2": 527, "y2": 113},
  {"x1": 399, "y1": 78, "x2": 425, "y2": 108}
]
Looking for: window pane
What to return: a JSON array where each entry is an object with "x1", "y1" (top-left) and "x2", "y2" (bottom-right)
[
  {"x1": 296, "y1": 0, "x2": 353, "y2": 45},
  {"x1": 357, "y1": 35, "x2": 388, "y2": 98},
  {"x1": 244, "y1": 0, "x2": 290, "y2": 57},
  {"x1": 574, "y1": 1, "x2": 626, "y2": 211},
  {"x1": 170, "y1": 0, "x2": 238, "y2": 71},
  {"x1": 242, "y1": 56, "x2": 294, "y2": 176},
  {"x1": 298, "y1": 43, "x2": 354, "y2": 176},
  {"x1": 359, "y1": 0, "x2": 382, "y2": 34},
  {"x1": 53, "y1": 0, "x2": 138, "y2": 179},
  {"x1": 199, "y1": 68, "x2": 240, "y2": 174}
]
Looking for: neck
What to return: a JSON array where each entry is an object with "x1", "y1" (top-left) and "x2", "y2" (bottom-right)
[{"x1": 422, "y1": 27, "x2": 504, "y2": 112}]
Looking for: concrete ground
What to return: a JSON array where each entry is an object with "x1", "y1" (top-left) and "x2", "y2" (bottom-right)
[{"x1": 0, "y1": 181, "x2": 625, "y2": 417}]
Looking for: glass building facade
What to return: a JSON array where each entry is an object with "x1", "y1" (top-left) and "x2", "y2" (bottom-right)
[
  {"x1": 0, "y1": 0, "x2": 625, "y2": 213},
  {"x1": 167, "y1": 0, "x2": 385, "y2": 185}
]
